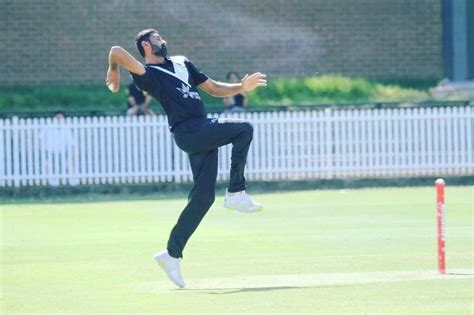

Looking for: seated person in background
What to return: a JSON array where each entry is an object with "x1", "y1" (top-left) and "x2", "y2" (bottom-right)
[
  {"x1": 126, "y1": 82, "x2": 155, "y2": 116},
  {"x1": 223, "y1": 72, "x2": 248, "y2": 112}
]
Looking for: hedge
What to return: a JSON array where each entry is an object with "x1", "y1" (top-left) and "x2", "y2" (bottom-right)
[{"x1": 0, "y1": 75, "x2": 442, "y2": 116}]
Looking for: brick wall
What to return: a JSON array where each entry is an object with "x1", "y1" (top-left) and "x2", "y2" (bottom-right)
[{"x1": 0, "y1": 0, "x2": 442, "y2": 85}]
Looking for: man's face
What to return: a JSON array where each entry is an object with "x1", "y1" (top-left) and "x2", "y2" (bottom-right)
[
  {"x1": 228, "y1": 74, "x2": 239, "y2": 83},
  {"x1": 148, "y1": 32, "x2": 166, "y2": 47},
  {"x1": 144, "y1": 32, "x2": 167, "y2": 57}
]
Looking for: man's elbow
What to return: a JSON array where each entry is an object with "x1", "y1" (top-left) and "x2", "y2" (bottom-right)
[{"x1": 110, "y1": 46, "x2": 122, "y2": 55}]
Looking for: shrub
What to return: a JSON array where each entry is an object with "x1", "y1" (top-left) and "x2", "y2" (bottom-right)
[
  {"x1": 373, "y1": 84, "x2": 429, "y2": 102},
  {"x1": 248, "y1": 75, "x2": 399, "y2": 105},
  {"x1": 0, "y1": 76, "x2": 436, "y2": 116}
]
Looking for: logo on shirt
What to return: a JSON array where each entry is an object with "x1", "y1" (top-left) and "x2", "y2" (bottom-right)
[{"x1": 176, "y1": 83, "x2": 201, "y2": 100}]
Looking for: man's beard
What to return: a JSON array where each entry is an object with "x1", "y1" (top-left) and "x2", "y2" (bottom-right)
[{"x1": 151, "y1": 43, "x2": 167, "y2": 58}]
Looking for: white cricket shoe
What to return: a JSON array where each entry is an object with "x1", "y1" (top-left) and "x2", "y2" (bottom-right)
[
  {"x1": 153, "y1": 250, "x2": 186, "y2": 288},
  {"x1": 224, "y1": 189, "x2": 263, "y2": 213}
]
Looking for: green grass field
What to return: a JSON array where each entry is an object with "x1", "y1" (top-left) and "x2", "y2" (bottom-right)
[{"x1": 1, "y1": 187, "x2": 473, "y2": 314}]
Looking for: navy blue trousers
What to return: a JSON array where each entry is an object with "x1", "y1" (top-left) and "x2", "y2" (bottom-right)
[{"x1": 167, "y1": 117, "x2": 253, "y2": 258}]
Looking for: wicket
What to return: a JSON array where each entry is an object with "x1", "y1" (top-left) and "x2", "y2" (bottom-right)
[{"x1": 435, "y1": 178, "x2": 446, "y2": 274}]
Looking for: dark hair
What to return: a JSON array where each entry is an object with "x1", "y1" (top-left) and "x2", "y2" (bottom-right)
[
  {"x1": 135, "y1": 29, "x2": 157, "y2": 57},
  {"x1": 226, "y1": 71, "x2": 240, "y2": 80},
  {"x1": 53, "y1": 111, "x2": 65, "y2": 118}
]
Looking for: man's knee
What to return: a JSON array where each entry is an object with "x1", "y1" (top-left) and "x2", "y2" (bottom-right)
[
  {"x1": 241, "y1": 122, "x2": 253, "y2": 139},
  {"x1": 191, "y1": 188, "x2": 215, "y2": 209},
  {"x1": 207, "y1": 195, "x2": 216, "y2": 208},
  {"x1": 199, "y1": 194, "x2": 215, "y2": 210}
]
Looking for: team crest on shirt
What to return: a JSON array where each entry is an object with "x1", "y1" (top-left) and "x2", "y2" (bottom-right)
[{"x1": 176, "y1": 83, "x2": 201, "y2": 100}]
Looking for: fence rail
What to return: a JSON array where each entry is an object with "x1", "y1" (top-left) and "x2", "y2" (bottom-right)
[{"x1": 1, "y1": 107, "x2": 473, "y2": 187}]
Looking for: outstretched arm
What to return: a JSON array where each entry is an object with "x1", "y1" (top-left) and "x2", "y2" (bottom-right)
[
  {"x1": 106, "y1": 46, "x2": 146, "y2": 93},
  {"x1": 199, "y1": 72, "x2": 267, "y2": 97}
]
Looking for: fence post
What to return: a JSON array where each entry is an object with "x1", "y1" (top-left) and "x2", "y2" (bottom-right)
[
  {"x1": 0, "y1": 119, "x2": 4, "y2": 187},
  {"x1": 324, "y1": 108, "x2": 333, "y2": 179},
  {"x1": 467, "y1": 106, "x2": 474, "y2": 173},
  {"x1": 10, "y1": 116, "x2": 21, "y2": 187}
]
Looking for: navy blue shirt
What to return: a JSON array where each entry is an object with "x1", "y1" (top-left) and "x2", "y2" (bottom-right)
[
  {"x1": 130, "y1": 56, "x2": 208, "y2": 130},
  {"x1": 232, "y1": 93, "x2": 245, "y2": 108}
]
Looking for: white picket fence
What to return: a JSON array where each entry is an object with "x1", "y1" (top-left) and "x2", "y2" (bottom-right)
[{"x1": 0, "y1": 106, "x2": 473, "y2": 187}]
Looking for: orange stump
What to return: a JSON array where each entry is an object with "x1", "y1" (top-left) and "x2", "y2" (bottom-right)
[{"x1": 435, "y1": 178, "x2": 446, "y2": 274}]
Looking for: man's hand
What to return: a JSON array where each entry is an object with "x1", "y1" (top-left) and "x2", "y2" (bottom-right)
[
  {"x1": 241, "y1": 72, "x2": 267, "y2": 92},
  {"x1": 106, "y1": 67, "x2": 120, "y2": 93}
]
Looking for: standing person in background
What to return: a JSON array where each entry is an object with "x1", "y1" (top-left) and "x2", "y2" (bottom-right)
[
  {"x1": 105, "y1": 28, "x2": 267, "y2": 288},
  {"x1": 38, "y1": 111, "x2": 78, "y2": 186},
  {"x1": 126, "y1": 82, "x2": 155, "y2": 116},
  {"x1": 223, "y1": 72, "x2": 248, "y2": 113}
]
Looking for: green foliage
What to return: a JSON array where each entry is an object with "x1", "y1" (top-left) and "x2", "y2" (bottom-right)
[
  {"x1": 376, "y1": 77, "x2": 439, "y2": 90},
  {"x1": 0, "y1": 85, "x2": 222, "y2": 116},
  {"x1": 0, "y1": 85, "x2": 126, "y2": 115},
  {"x1": 373, "y1": 84, "x2": 428, "y2": 102},
  {"x1": 248, "y1": 75, "x2": 430, "y2": 105},
  {"x1": 0, "y1": 76, "x2": 435, "y2": 116}
]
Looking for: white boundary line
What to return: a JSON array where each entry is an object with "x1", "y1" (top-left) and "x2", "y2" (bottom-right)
[{"x1": 136, "y1": 269, "x2": 473, "y2": 291}]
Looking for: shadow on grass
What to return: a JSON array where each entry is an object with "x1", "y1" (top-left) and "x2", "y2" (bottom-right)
[{"x1": 186, "y1": 285, "x2": 346, "y2": 294}]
